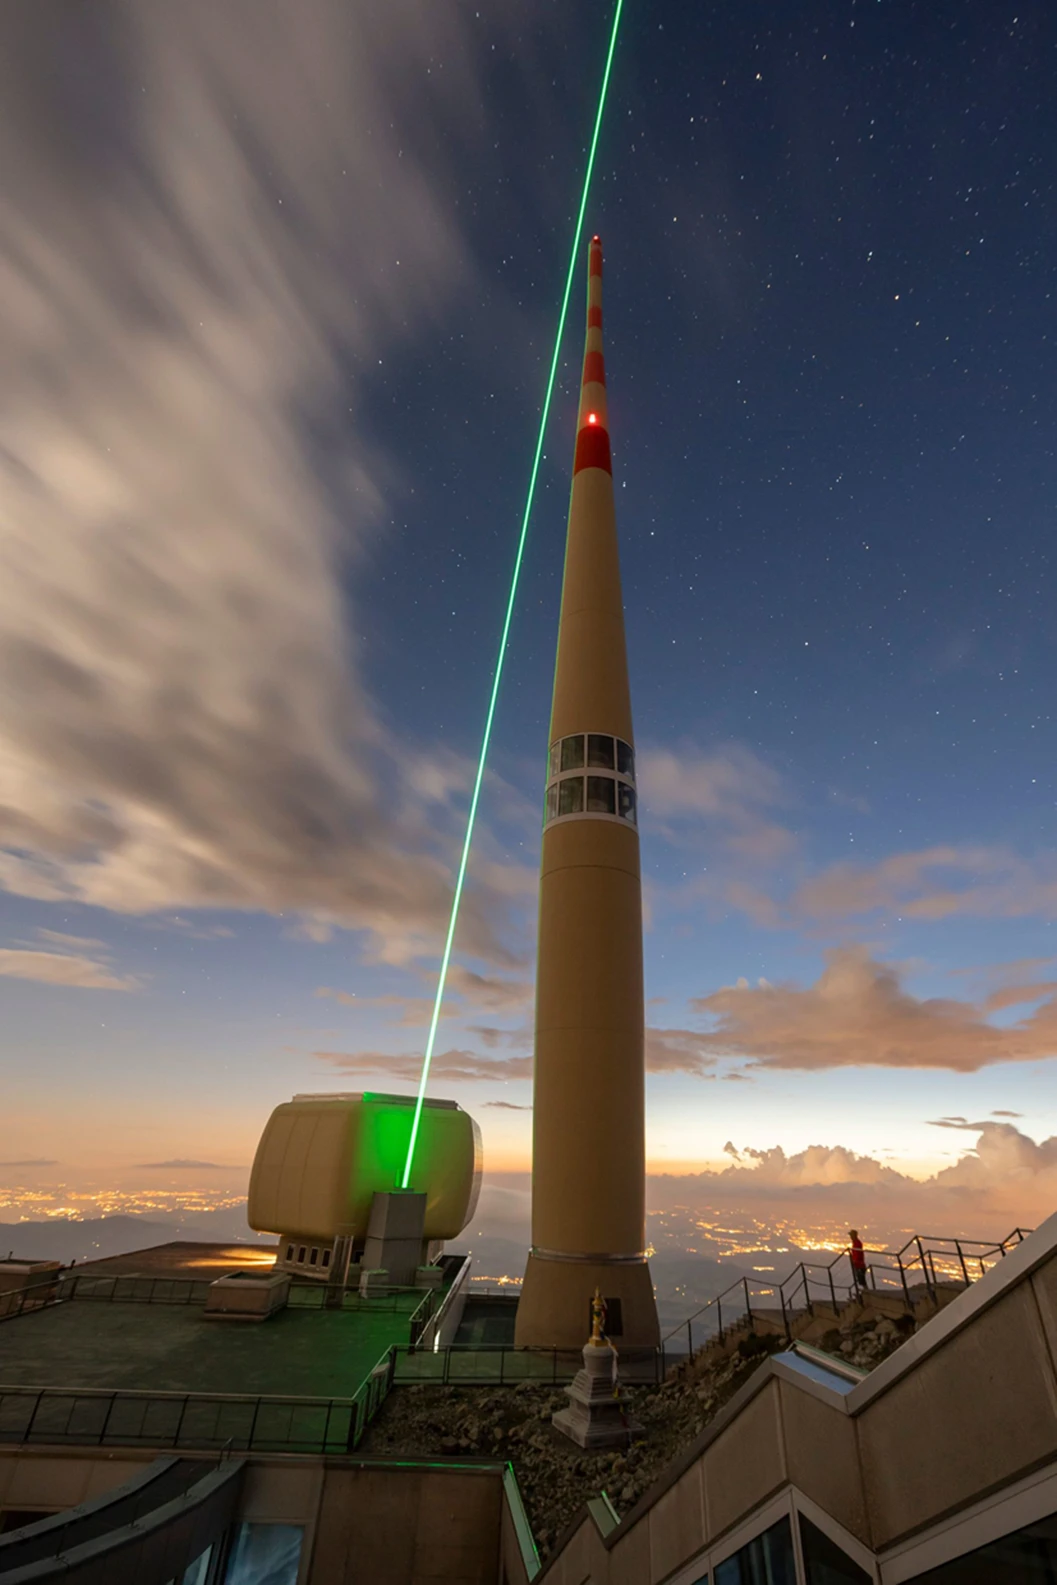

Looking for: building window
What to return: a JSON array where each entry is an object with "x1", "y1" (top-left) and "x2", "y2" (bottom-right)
[
  {"x1": 322, "y1": 1249, "x2": 331, "y2": 1268},
  {"x1": 587, "y1": 733, "x2": 615, "y2": 769},
  {"x1": 297, "y1": 1247, "x2": 306, "y2": 1264},
  {"x1": 544, "y1": 733, "x2": 637, "y2": 828},
  {"x1": 587, "y1": 776, "x2": 616, "y2": 814},
  {"x1": 285, "y1": 1244, "x2": 294, "y2": 1261},
  {"x1": 560, "y1": 734, "x2": 585, "y2": 772},
  {"x1": 799, "y1": 1514, "x2": 872, "y2": 1583},
  {"x1": 181, "y1": 1546, "x2": 213, "y2": 1585},
  {"x1": 905, "y1": 1511, "x2": 1057, "y2": 1581},
  {"x1": 223, "y1": 1523, "x2": 303, "y2": 1585},
  {"x1": 309, "y1": 1247, "x2": 318, "y2": 1266},
  {"x1": 558, "y1": 777, "x2": 584, "y2": 816},
  {"x1": 715, "y1": 1516, "x2": 795, "y2": 1584}
]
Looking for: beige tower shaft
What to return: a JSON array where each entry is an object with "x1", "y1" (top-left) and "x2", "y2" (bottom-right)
[{"x1": 515, "y1": 238, "x2": 659, "y2": 1350}]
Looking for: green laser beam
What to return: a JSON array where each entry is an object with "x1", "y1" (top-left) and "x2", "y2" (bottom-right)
[{"x1": 401, "y1": 0, "x2": 626, "y2": 1190}]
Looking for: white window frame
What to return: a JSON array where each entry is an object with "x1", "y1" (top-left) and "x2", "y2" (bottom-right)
[
  {"x1": 877, "y1": 1456, "x2": 1057, "y2": 1583},
  {"x1": 665, "y1": 1486, "x2": 879, "y2": 1585},
  {"x1": 543, "y1": 733, "x2": 637, "y2": 830}
]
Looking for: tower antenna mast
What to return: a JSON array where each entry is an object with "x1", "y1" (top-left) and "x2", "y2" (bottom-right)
[{"x1": 401, "y1": 0, "x2": 627, "y2": 1189}]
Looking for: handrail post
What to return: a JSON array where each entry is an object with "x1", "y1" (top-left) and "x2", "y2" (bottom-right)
[
  {"x1": 955, "y1": 1240, "x2": 970, "y2": 1287},
  {"x1": 827, "y1": 1266, "x2": 837, "y2": 1313},
  {"x1": 172, "y1": 1394, "x2": 190, "y2": 1448},
  {"x1": 686, "y1": 1320, "x2": 692, "y2": 1360},
  {"x1": 743, "y1": 1278, "x2": 751, "y2": 1332},
  {"x1": 779, "y1": 1284, "x2": 790, "y2": 1342},
  {"x1": 717, "y1": 1297, "x2": 723, "y2": 1342}
]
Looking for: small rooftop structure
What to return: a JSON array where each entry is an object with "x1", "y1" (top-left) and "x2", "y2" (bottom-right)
[{"x1": 248, "y1": 1092, "x2": 482, "y2": 1283}]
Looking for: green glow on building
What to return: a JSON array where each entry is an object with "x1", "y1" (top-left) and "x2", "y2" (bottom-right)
[{"x1": 400, "y1": 0, "x2": 627, "y2": 1191}]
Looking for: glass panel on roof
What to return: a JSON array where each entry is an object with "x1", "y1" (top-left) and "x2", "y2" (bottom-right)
[
  {"x1": 560, "y1": 735, "x2": 585, "y2": 771},
  {"x1": 715, "y1": 1516, "x2": 795, "y2": 1585},
  {"x1": 618, "y1": 783, "x2": 636, "y2": 824},
  {"x1": 587, "y1": 733, "x2": 615, "y2": 769},
  {"x1": 799, "y1": 1514, "x2": 872, "y2": 1583},
  {"x1": 617, "y1": 739, "x2": 635, "y2": 778},
  {"x1": 558, "y1": 778, "x2": 584, "y2": 816},
  {"x1": 587, "y1": 776, "x2": 616, "y2": 814}
]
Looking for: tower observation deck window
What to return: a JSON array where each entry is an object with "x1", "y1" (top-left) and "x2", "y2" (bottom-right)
[
  {"x1": 587, "y1": 733, "x2": 615, "y2": 769},
  {"x1": 558, "y1": 777, "x2": 584, "y2": 816},
  {"x1": 544, "y1": 734, "x2": 637, "y2": 827},
  {"x1": 560, "y1": 735, "x2": 585, "y2": 772},
  {"x1": 587, "y1": 776, "x2": 616, "y2": 814}
]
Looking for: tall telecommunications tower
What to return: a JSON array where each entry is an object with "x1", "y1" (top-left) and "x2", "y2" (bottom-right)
[{"x1": 515, "y1": 237, "x2": 659, "y2": 1350}]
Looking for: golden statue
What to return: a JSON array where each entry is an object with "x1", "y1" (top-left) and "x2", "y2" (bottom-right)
[{"x1": 589, "y1": 1287, "x2": 607, "y2": 1346}]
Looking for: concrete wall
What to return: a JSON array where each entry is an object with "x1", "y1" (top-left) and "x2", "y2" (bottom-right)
[
  {"x1": 857, "y1": 1267, "x2": 1057, "y2": 1550},
  {"x1": 308, "y1": 1464, "x2": 503, "y2": 1584},
  {"x1": 534, "y1": 1221, "x2": 1057, "y2": 1585},
  {"x1": 0, "y1": 1448, "x2": 155, "y2": 1521}
]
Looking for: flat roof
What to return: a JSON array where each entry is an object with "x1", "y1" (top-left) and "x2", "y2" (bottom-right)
[
  {"x1": 0, "y1": 1296, "x2": 421, "y2": 1399},
  {"x1": 0, "y1": 1242, "x2": 435, "y2": 1401},
  {"x1": 69, "y1": 1242, "x2": 278, "y2": 1279}
]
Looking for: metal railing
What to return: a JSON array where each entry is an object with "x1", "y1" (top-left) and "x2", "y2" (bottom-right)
[
  {"x1": 0, "y1": 1352, "x2": 397, "y2": 1455},
  {"x1": 661, "y1": 1226, "x2": 1032, "y2": 1363},
  {"x1": 392, "y1": 1343, "x2": 664, "y2": 1386},
  {"x1": 0, "y1": 1270, "x2": 445, "y2": 1323}
]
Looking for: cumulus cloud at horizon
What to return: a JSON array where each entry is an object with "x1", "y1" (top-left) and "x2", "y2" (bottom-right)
[{"x1": 645, "y1": 1119, "x2": 1057, "y2": 1242}]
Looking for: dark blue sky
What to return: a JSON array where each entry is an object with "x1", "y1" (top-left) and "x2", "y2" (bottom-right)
[{"x1": 2, "y1": 0, "x2": 1055, "y2": 1217}]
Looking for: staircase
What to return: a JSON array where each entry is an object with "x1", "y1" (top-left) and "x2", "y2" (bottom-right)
[{"x1": 662, "y1": 1227, "x2": 1030, "y2": 1374}]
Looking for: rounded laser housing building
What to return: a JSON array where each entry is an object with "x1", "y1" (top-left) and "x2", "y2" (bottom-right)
[{"x1": 248, "y1": 1093, "x2": 482, "y2": 1279}]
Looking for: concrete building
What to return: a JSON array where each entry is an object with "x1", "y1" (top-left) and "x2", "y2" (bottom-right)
[
  {"x1": 516, "y1": 236, "x2": 659, "y2": 1353},
  {"x1": 4, "y1": 1210, "x2": 1057, "y2": 1579}
]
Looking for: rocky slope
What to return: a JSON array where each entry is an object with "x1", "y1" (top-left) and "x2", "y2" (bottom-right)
[{"x1": 360, "y1": 1312, "x2": 914, "y2": 1559}]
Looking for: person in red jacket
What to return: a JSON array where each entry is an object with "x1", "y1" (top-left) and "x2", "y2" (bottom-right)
[{"x1": 849, "y1": 1230, "x2": 868, "y2": 1291}]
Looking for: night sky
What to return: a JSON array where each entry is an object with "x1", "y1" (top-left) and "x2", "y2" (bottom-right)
[{"x1": 2, "y1": 1, "x2": 1056, "y2": 1243}]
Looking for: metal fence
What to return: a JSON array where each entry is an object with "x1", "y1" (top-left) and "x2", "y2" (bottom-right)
[
  {"x1": 0, "y1": 1270, "x2": 441, "y2": 1324},
  {"x1": 0, "y1": 1356, "x2": 396, "y2": 1456},
  {"x1": 392, "y1": 1343, "x2": 664, "y2": 1386},
  {"x1": 661, "y1": 1225, "x2": 1033, "y2": 1362}
]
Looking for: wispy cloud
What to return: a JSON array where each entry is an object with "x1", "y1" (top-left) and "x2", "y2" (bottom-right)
[
  {"x1": 0, "y1": 949, "x2": 138, "y2": 991},
  {"x1": 0, "y1": 2, "x2": 533, "y2": 969},
  {"x1": 33, "y1": 929, "x2": 106, "y2": 951},
  {"x1": 315, "y1": 1047, "x2": 534, "y2": 1084},
  {"x1": 137, "y1": 1159, "x2": 243, "y2": 1170},
  {"x1": 691, "y1": 946, "x2": 1057, "y2": 1072},
  {"x1": 793, "y1": 846, "x2": 1057, "y2": 924},
  {"x1": 0, "y1": 1158, "x2": 59, "y2": 1168}
]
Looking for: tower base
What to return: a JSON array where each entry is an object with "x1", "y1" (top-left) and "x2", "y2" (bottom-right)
[{"x1": 515, "y1": 1252, "x2": 659, "y2": 1351}]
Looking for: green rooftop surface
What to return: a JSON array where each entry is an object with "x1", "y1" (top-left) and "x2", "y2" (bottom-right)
[{"x1": 0, "y1": 1296, "x2": 422, "y2": 1399}]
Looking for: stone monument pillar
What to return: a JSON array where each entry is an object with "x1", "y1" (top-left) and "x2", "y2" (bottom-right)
[{"x1": 552, "y1": 1289, "x2": 643, "y2": 1450}]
